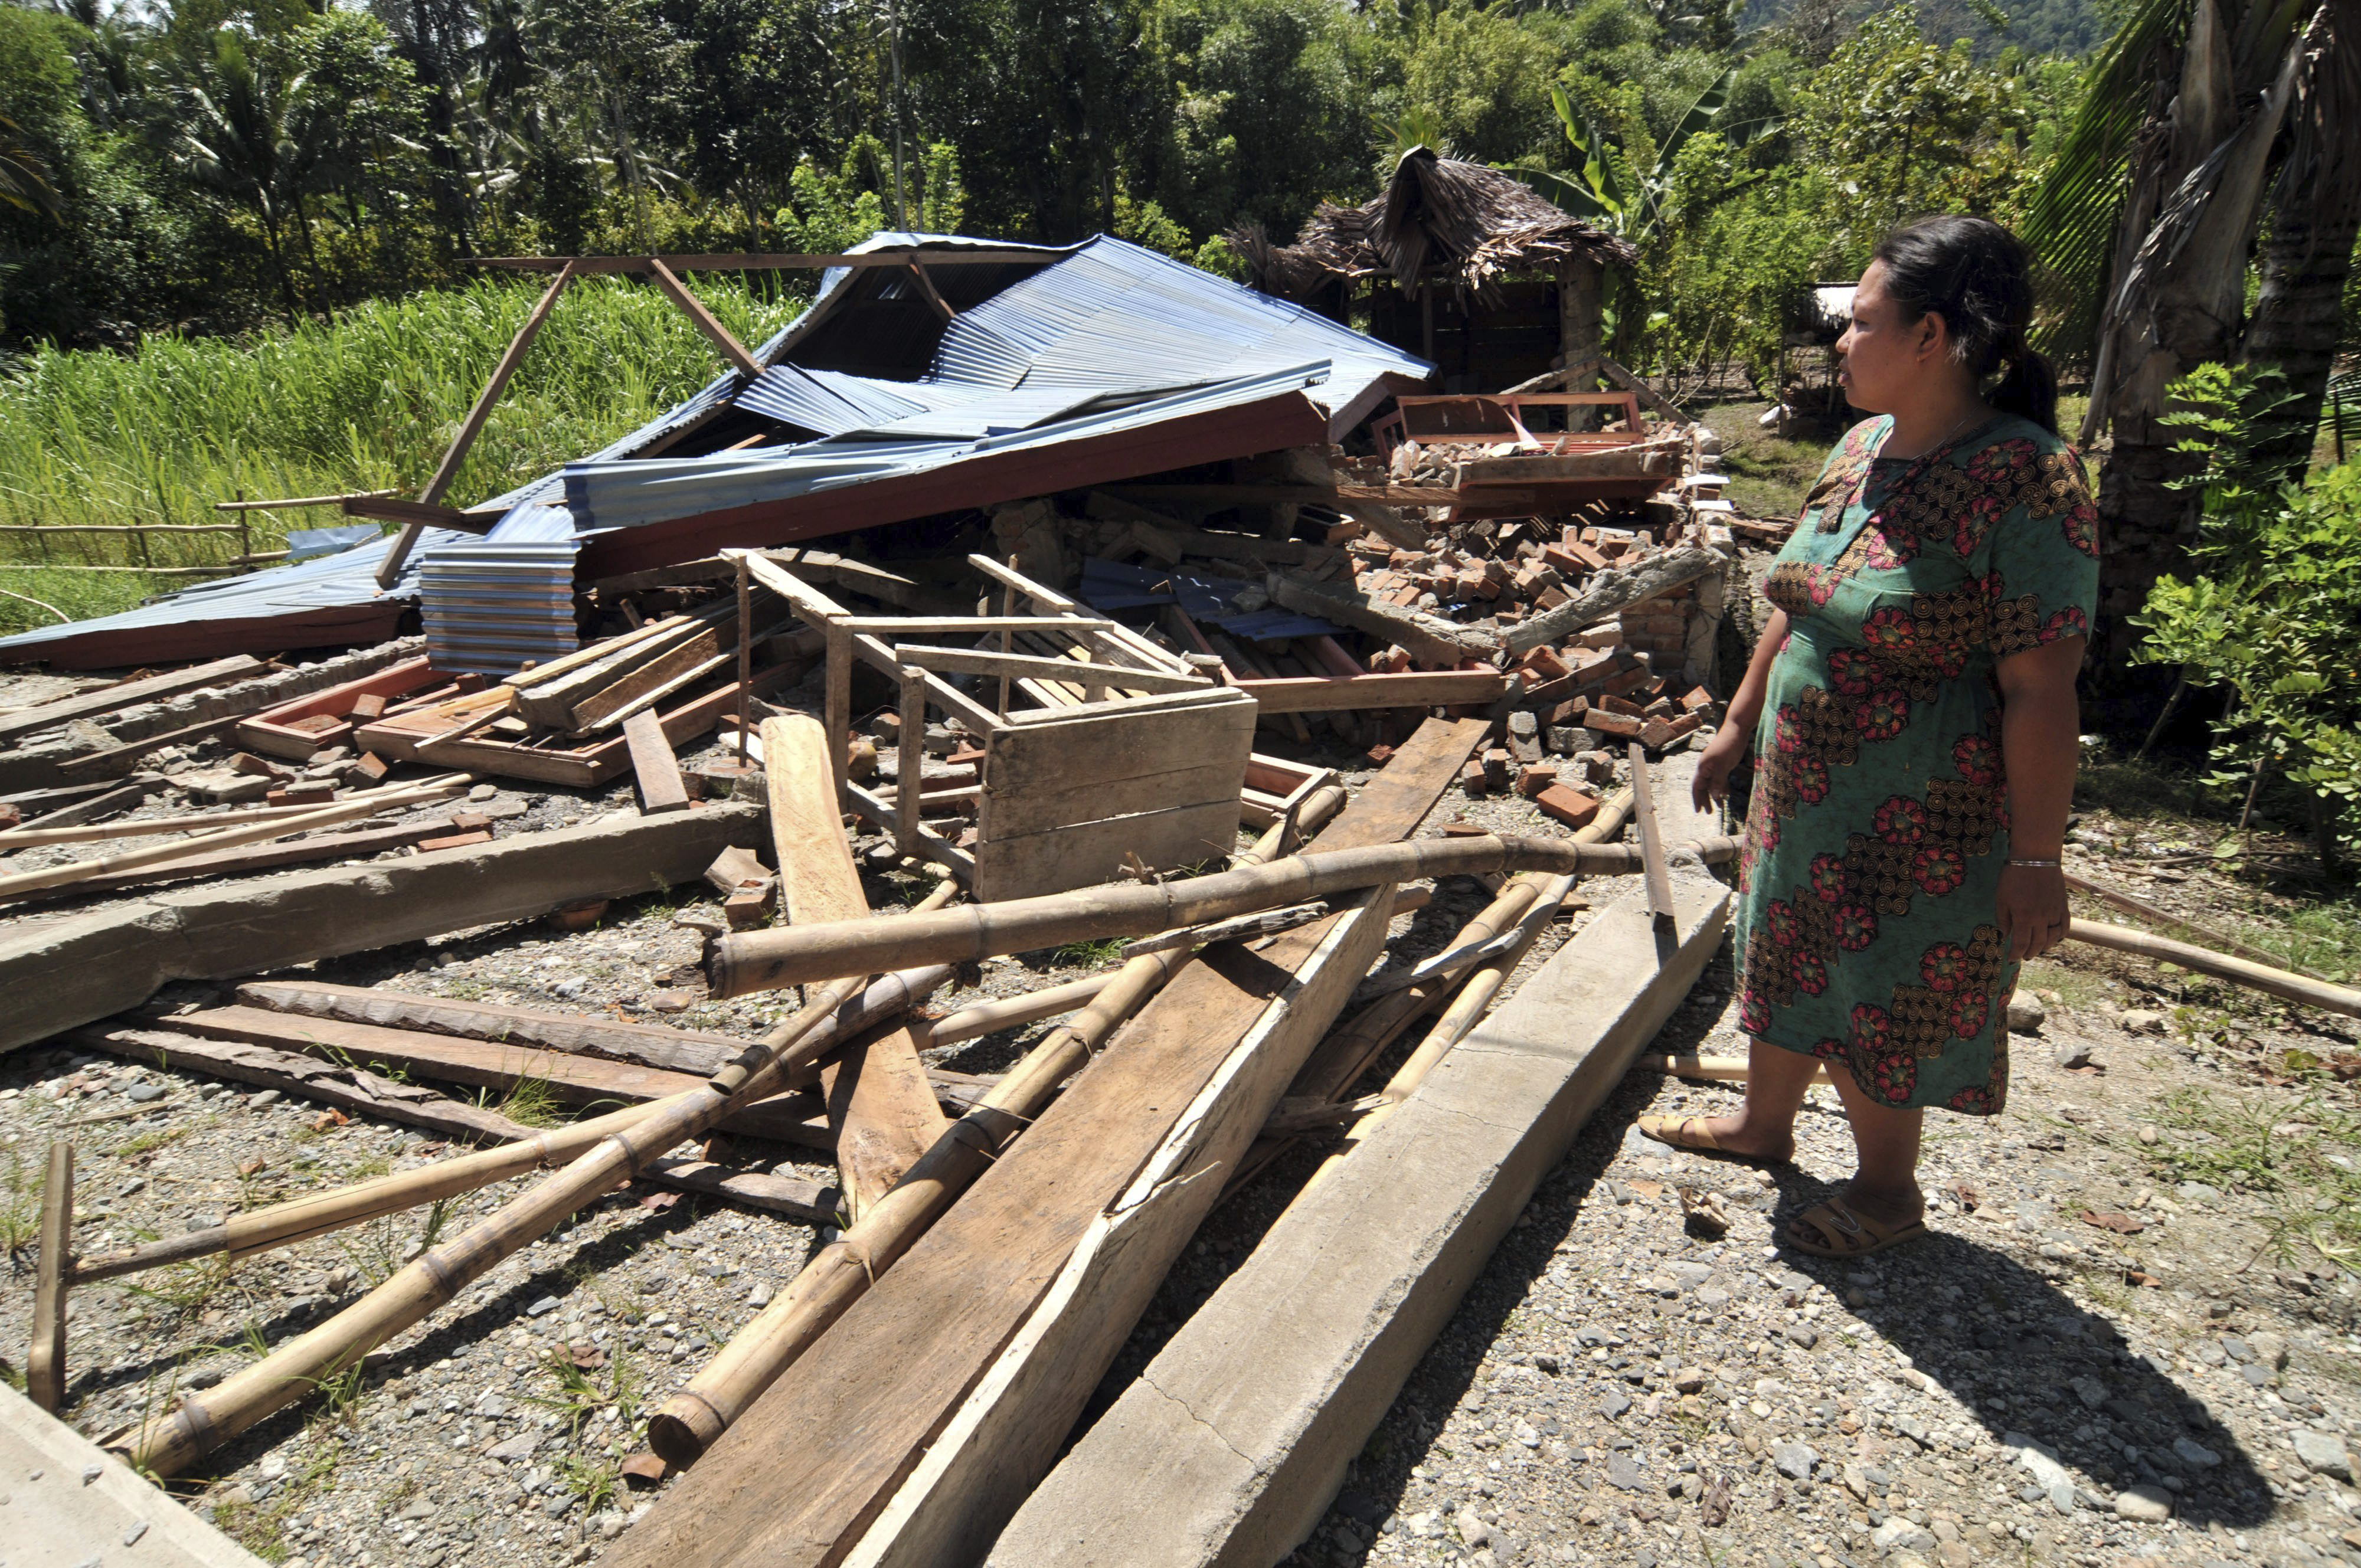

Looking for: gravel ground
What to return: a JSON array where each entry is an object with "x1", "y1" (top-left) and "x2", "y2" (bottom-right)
[{"x1": 8, "y1": 666, "x2": 2360, "y2": 1568}]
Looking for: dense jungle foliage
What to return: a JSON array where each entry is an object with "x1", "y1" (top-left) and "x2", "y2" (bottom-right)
[{"x1": 0, "y1": 0, "x2": 2104, "y2": 389}]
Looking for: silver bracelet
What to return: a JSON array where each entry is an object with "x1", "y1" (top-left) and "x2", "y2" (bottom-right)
[{"x1": 2007, "y1": 857, "x2": 2061, "y2": 869}]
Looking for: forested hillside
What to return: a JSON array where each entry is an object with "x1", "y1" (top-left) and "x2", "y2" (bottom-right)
[{"x1": 2, "y1": 0, "x2": 2090, "y2": 388}]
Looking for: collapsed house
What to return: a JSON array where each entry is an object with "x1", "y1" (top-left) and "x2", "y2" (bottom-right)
[
  {"x1": 1234, "y1": 148, "x2": 1637, "y2": 394},
  {"x1": 0, "y1": 228, "x2": 1912, "y2": 1568}
]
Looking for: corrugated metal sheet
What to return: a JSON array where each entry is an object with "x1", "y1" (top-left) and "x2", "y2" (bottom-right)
[
  {"x1": 418, "y1": 538, "x2": 581, "y2": 675},
  {"x1": 1, "y1": 232, "x2": 1430, "y2": 668}
]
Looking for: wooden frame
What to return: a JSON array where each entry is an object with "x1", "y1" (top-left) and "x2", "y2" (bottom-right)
[
  {"x1": 234, "y1": 655, "x2": 447, "y2": 760},
  {"x1": 732, "y1": 549, "x2": 1256, "y2": 901}
]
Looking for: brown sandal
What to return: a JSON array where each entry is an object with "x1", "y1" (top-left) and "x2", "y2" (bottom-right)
[
  {"x1": 1634, "y1": 1114, "x2": 1793, "y2": 1168},
  {"x1": 1783, "y1": 1197, "x2": 1928, "y2": 1259}
]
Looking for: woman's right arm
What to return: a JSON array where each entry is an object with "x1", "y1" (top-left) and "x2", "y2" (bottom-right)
[{"x1": 1690, "y1": 605, "x2": 1788, "y2": 811}]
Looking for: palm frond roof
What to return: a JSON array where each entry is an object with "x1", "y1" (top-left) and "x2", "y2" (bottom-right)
[{"x1": 1235, "y1": 148, "x2": 1637, "y2": 300}]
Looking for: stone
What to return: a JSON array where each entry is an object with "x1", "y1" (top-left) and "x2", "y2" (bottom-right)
[
  {"x1": 1607, "y1": 1454, "x2": 1648, "y2": 1492},
  {"x1": 2051, "y1": 1042, "x2": 2092, "y2": 1069},
  {"x1": 2069, "y1": 1376, "x2": 2108, "y2": 1410},
  {"x1": 249, "y1": 1089, "x2": 282, "y2": 1108},
  {"x1": 526, "y1": 1295, "x2": 561, "y2": 1317},
  {"x1": 1874, "y1": 1518, "x2": 1937, "y2": 1553},
  {"x1": 2136, "y1": 1124, "x2": 2161, "y2": 1145},
  {"x1": 1404, "y1": 1511, "x2": 1445, "y2": 1540},
  {"x1": 1664, "y1": 1261, "x2": 1712, "y2": 1291},
  {"x1": 2120, "y1": 1009, "x2": 2166, "y2": 1034},
  {"x1": 2171, "y1": 1436, "x2": 2222, "y2": 1470},
  {"x1": 1785, "y1": 1323, "x2": 1819, "y2": 1350},
  {"x1": 2113, "y1": 1485, "x2": 2173, "y2": 1521},
  {"x1": 2005, "y1": 1433, "x2": 2073, "y2": 1493},
  {"x1": 1773, "y1": 1442, "x2": 1817, "y2": 1481},
  {"x1": 2008, "y1": 996, "x2": 2047, "y2": 1035},
  {"x1": 469, "y1": 783, "x2": 499, "y2": 801},
  {"x1": 1671, "y1": 1367, "x2": 1706, "y2": 1394},
  {"x1": 473, "y1": 1392, "x2": 509, "y2": 1419},
  {"x1": 123, "y1": 1081, "x2": 168, "y2": 1103},
  {"x1": 2293, "y1": 1430, "x2": 2353, "y2": 1481},
  {"x1": 486, "y1": 1432, "x2": 540, "y2": 1463},
  {"x1": 2248, "y1": 1331, "x2": 2288, "y2": 1370},
  {"x1": 1598, "y1": 1390, "x2": 1631, "y2": 1419},
  {"x1": 1842, "y1": 1463, "x2": 1871, "y2": 1502}
]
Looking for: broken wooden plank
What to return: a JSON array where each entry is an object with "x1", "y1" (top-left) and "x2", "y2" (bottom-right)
[
  {"x1": 625, "y1": 709, "x2": 692, "y2": 814},
  {"x1": 607, "y1": 716, "x2": 1474, "y2": 1568},
  {"x1": 894, "y1": 644, "x2": 1207, "y2": 696},
  {"x1": 992, "y1": 875, "x2": 1731, "y2": 1567},
  {"x1": 1234, "y1": 671, "x2": 1510, "y2": 713},
  {"x1": 0, "y1": 656, "x2": 266, "y2": 745},
  {"x1": 27, "y1": 1141, "x2": 70, "y2": 1413},
  {"x1": 142, "y1": 1006, "x2": 854, "y2": 1148},
  {"x1": 0, "y1": 804, "x2": 766, "y2": 1054},
  {"x1": 766, "y1": 709, "x2": 950, "y2": 1216}
]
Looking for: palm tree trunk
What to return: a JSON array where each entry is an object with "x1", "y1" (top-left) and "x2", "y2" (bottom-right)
[
  {"x1": 2240, "y1": 0, "x2": 2361, "y2": 480},
  {"x1": 2089, "y1": 0, "x2": 2300, "y2": 669}
]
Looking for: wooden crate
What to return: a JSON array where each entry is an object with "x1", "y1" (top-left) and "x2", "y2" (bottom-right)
[{"x1": 736, "y1": 549, "x2": 1257, "y2": 902}]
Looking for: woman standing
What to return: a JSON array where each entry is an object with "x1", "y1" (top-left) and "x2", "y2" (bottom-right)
[{"x1": 1640, "y1": 215, "x2": 2101, "y2": 1259}]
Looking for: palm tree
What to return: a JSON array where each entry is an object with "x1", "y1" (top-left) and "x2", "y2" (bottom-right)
[
  {"x1": 2024, "y1": 0, "x2": 2361, "y2": 667},
  {"x1": 175, "y1": 34, "x2": 314, "y2": 323},
  {"x1": 0, "y1": 114, "x2": 60, "y2": 219}
]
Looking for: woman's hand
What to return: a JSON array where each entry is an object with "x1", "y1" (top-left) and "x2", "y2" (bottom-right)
[
  {"x1": 1691, "y1": 722, "x2": 1750, "y2": 813},
  {"x1": 1997, "y1": 862, "x2": 2069, "y2": 960}
]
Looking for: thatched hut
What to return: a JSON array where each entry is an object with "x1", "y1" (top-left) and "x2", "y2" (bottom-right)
[{"x1": 1234, "y1": 148, "x2": 1637, "y2": 394}]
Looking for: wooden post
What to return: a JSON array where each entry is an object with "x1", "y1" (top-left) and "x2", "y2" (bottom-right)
[
  {"x1": 378, "y1": 260, "x2": 577, "y2": 589},
  {"x1": 1627, "y1": 742, "x2": 1675, "y2": 924},
  {"x1": 825, "y1": 622, "x2": 852, "y2": 807},
  {"x1": 28, "y1": 1140, "x2": 71, "y2": 1413},
  {"x1": 735, "y1": 556, "x2": 753, "y2": 764},
  {"x1": 895, "y1": 667, "x2": 924, "y2": 859}
]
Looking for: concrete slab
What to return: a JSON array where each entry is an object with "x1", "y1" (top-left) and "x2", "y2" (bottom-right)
[
  {"x1": 990, "y1": 844, "x2": 1729, "y2": 1566},
  {"x1": 0, "y1": 1382, "x2": 266, "y2": 1568}
]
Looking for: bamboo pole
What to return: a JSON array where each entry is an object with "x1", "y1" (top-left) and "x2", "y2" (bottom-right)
[
  {"x1": 708, "y1": 830, "x2": 1741, "y2": 996},
  {"x1": 2066, "y1": 918, "x2": 2361, "y2": 1017},
  {"x1": 66, "y1": 967, "x2": 946, "y2": 1288},
  {"x1": 2062, "y1": 871, "x2": 2324, "y2": 978},
  {"x1": 1631, "y1": 1053, "x2": 1832, "y2": 1085},
  {"x1": 0, "y1": 782, "x2": 461, "y2": 849},
  {"x1": 0, "y1": 778, "x2": 472, "y2": 901},
  {"x1": 122, "y1": 885, "x2": 958, "y2": 1476},
  {"x1": 911, "y1": 879, "x2": 1430, "y2": 1052},
  {"x1": 648, "y1": 939, "x2": 1193, "y2": 1464}
]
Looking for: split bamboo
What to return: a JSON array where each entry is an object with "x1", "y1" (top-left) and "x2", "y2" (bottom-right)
[
  {"x1": 67, "y1": 967, "x2": 947, "y2": 1287},
  {"x1": 708, "y1": 830, "x2": 1741, "y2": 996},
  {"x1": 1306, "y1": 872, "x2": 1581, "y2": 1190},
  {"x1": 2066, "y1": 918, "x2": 2361, "y2": 1018},
  {"x1": 0, "y1": 781, "x2": 465, "y2": 850},
  {"x1": 0, "y1": 778, "x2": 472, "y2": 901},
  {"x1": 28, "y1": 1141, "x2": 70, "y2": 1413},
  {"x1": 648, "y1": 939, "x2": 1193, "y2": 1464},
  {"x1": 1632, "y1": 1053, "x2": 1832, "y2": 1085},
  {"x1": 122, "y1": 885, "x2": 957, "y2": 1475}
]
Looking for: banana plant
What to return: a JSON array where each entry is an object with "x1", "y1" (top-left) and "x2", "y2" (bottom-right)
[{"x1": 1516, "y1": 68, "x2": 1772, "y2": 250}]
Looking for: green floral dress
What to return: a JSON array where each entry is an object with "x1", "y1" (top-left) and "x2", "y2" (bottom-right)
[{"x1": 1735, "y1": 413, "x2": 2101, "y2": 1114}]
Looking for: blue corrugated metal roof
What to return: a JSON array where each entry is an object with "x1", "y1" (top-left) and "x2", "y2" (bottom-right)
[{"x1": 1, "y1": 233, "x2": 1430, "y2": 667}]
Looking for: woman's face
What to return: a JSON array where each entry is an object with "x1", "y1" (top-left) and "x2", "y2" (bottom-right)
[{"x1": 1835, "y1": 260, "x2": 1944, "y2": 414}]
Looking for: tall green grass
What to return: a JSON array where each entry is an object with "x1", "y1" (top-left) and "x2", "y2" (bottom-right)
[{"x1": 0, "y1": 274, "x2": 806, "y2": 633}]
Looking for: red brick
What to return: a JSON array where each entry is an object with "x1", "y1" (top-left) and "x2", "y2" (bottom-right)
[
  {"x1": 1459, "y1": 760, "x2": 1489, "y2": 798},
  {"x1": 1482, "y1": 747, "x2": 1513, "y2": 789},
  {"x1": 348, "y1": 692, "x2": 388, "y2": 721},
  {"x1": 1364, "y1": 743, "x2": 1396, "y2": 768},
  {"x1": 231, "y1": 752, "x2": 292, "y2": 780},
  {"x1": 1516, "y1": 764, "x2": 1559, "y2": 798},
  {"x1": 1521, "y1": 646, "x2": 1571, "y2": 681},
  {"x1": 352, "y1": 751, "x2": 390, "y2": 782},
  {"x1": 1546, "y1": 696, "x2": 1589, "y2": 726},
  {"x1": 266, "y1": 783, "x2": 337, "y2": 808},
  {"x1": 1640, "y1": 712, "x2": 1702, "y2": 749},
  {"x1": 1680, "y1": 685, "x2": 1717, "y2": 714},
  {"x1": 1597, "y1": 694, "x2": 1647, "y2": 718},
  {"x1": 418, "y1": 830, "x2": 494, "y2": 853},
  {"x1": 1584, "y1": 709, "x2": 1643, "y2": 740},
  {"x1": 1534, "y1": 784, "x2": 1601, "y2": 830}
]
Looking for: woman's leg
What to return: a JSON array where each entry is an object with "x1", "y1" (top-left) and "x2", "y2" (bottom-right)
[
  {"x1": 1817, "y1": 1060, "x2": 1925, "y2": 1227},
  {"x1": 1688, "y1": 1037, "x2": 1820, "y2": 1161}
]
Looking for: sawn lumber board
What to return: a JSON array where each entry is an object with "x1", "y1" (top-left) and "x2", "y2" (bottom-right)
[
  {"x1": 0, "y1": 804, "x2": 766, "y2": 1053},
  {"x1": 993, "y1": 785, "x2": 1730, "y2": 1567},
  {"x1": 603, "y1": 715, "x2": 1481, "y2": 1568}
]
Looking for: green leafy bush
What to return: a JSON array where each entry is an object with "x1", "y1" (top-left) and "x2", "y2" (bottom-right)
[{"x1": 2133, "y1": 363, "x2": 2361, "y2": 864}]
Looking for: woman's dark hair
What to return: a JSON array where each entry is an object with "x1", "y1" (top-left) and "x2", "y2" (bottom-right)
[{"x1": 1873, "y1": 215, "x2": 2059, "y2": 435}]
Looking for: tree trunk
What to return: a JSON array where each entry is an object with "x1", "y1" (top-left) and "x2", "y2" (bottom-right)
[
  {"x1": 2088, "y1": 0, "x2": 2298, "y2": 670},
  {"x1": 2240, "y1": 0, "x2": 2361, "y2": 480}
]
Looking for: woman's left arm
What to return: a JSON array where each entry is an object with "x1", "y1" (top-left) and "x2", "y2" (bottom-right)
[{"x1": 1993, "y1": 636, "x2": 2084, "y2": 960}]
